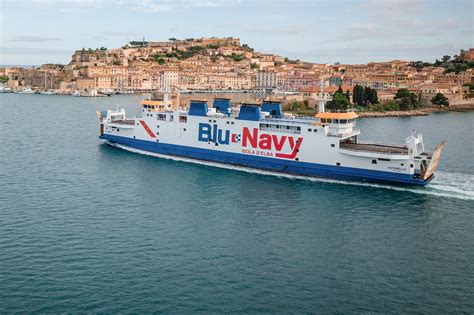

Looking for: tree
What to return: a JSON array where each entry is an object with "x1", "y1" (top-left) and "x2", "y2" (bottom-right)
[
  {"x1": 394, "y1": 88, "x2": 411, "y2": 99},
  {"x1": 345, "y1": 90, "x2": 351, "y2": 103},
  {"x1": 336, "y1": 85, "x2": 343, "y2": 94},
  {"x1": 369, "y1": 89, "x2": 378, "y2": 104},
  {"x1": 442, "y1": 55, "x2": 451, "y2": 63},
  {"x1": 353, "y1": 85, "x2": 364, "y2": 106},
  {"x1": 394, "y1": 88, "x2": 420, "y2": 110},
  {"x1": 362, "y1": 86, "x2": 378, "y2": 105},
  {"x1": 169, "y1": 38, "x2": 177, "y2": 41},
  {"x1": 303, "y1": 99, "x2": 309, "y2": 109},
  {"x1": 229, "y1": 53, "x2": 244, "y2": 62},
  {"x1": 431, "y1": 93, "x2": 449, "y2": 108},
  {"x1": 326, "y1": 92, "x2": 350, "y2": 111}
]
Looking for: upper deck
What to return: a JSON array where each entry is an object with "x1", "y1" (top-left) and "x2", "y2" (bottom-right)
[{"x1": 136, "y1": 97, "x2": 363, "y2": 139}]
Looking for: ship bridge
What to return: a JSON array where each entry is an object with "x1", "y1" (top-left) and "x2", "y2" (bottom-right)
[{"x1": 315, "y1": 111, "x2": 360, "y2": 138}]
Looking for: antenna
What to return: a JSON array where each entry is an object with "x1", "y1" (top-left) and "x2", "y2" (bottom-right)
[{"x1": 318, "y1": 79, "x2": 325, "y2": 113}]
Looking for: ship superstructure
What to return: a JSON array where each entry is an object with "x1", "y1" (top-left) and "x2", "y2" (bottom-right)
[{"x1": 97, "y1": 94, "x2": 443, "y2": 186}]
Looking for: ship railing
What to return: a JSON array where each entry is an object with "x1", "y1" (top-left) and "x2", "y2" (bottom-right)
[
  {"x1": 327, "y1": 130, "x2": 360, "y2": 138},
  {"x1": 338, "y1": 145, "x2": 409, "y2": 155},
  {"x1": 261, "y1": 117, "x2": 316, "y2": 125},
  {"x1": 354, "y1": 140, "x2": 406, "y2": 148}
]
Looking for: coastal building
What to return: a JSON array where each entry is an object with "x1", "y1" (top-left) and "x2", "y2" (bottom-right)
[
  {"x1": 255, "y1": 71, "x2": 278, "y2": 89},
  {"x1": 76, "y1": 78, "x2": 95, "y2": 90}
]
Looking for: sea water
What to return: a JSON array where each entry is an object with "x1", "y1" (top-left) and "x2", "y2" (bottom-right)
[{"x1": 0, "y1": 94, "x2": 473, "y2": 312}]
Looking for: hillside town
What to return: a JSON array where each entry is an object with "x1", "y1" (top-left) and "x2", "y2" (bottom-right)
[{"x1": 1, "y1": 37, "x2": 473, "y2": 110}]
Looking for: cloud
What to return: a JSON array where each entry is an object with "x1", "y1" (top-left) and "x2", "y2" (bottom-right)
[
  {"x1": 365, "y1": 0, "x2": 425, "y2": 16},
  {"x1": 9, "y1": 35, "x2": 62, "y2": 43},
  {"x1": 20, "y1": 0, "x2": 240, "y2": 12},
  {"x1": 322, "y1": 22, "x2": 379, "y2": 43},
  {"x1": 0, "y1": 46, "x2": 71, "y2": 55},
  {"x1": 242, "y1": 24, "x2": 307, "y2": 35},
  {"x1": 439, "y1": 18, "x2": 458, "y2": 30},
  {"x1": 274, "y1": 41, "x2": 464, "y2": 64},
  {"x1": 90, "y1": 31, "x2": 138, "y2": 42}
]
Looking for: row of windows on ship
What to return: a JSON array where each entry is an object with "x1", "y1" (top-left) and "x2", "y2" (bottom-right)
[
  {"x1": 143, "y1": 111, "x2": 324, "y2": 135},
  {"x1": 320, "y1": 118, "x2": 355, "y2": 124}
]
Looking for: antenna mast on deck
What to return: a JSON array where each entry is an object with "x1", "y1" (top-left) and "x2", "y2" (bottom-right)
[{"x1": 318, "y1": 79, "x2": 325, "y2": 113}]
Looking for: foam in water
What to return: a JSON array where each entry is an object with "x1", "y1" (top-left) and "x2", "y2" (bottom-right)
[{"x1": 106, "y1": 142, "x2": 474, "y2": 201}]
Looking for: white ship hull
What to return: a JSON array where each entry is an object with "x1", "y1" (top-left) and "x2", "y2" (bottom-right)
[{"x1": 98, "y1": 99, "x2": 443, "y2": 186}]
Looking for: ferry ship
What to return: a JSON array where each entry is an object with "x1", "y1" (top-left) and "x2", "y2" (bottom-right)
[{"x1": 97, "y1": 93, "x2": 444, "y2": 186}]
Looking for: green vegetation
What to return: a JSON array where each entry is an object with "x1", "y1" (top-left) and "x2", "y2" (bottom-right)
[
  {"x1": 129, "y1": 41, "x2": 148, "y2": 46},
  {"x1": 0, "y1": 76, "x2": 9, "y2": 83},
  {"x1": 153, "y1": 54, "x2": 166, "y2": 64},
  {"x1": 463, "y1": 83, "x2": 474, "y2": 92},
  {"x1": 229, "y1": 53, "x2": 244, "y2": 62},
  {"x1": 169, "y1": 38, "x2": 177, "y2": 41},
  {"x1": 283, "y1": 100, "x2": 316, "y2": 115},
  {"x1": 154, "y1": 48, "x2": 196, "y2": 61},
  {"x1": 326, "y1": 89, "x2": 351, "y2": 111},
  {"x1": 394, "y1": 88, "x2": 423, "y2": 110},
  {"x1": 362, "y1": 101, "x2": 401, "y2": 112},
  {"x1": 431, "y1": 93, "x2": 450, "y2": 108},
  {"x1": 355, "y1": 88, "x2": 425, "y2": 112},
  {"x1": 250, "y1": 63, "x2": 259, "y2": 69},
  {"x1": 411, "y1": 54, "x2": 474, "y2": 74},
  {"x1": 284, "y1": 57, "x2": 289, "y2": 62},
  {"x1": 207, "y1": 44, "x2": 219, "y2": 49},
  {"x1": 241, "y1": 44, "x2": 253, "y2": 51},
  {"x1": 353, "y1": 85, "x2": 378, "y2": 106},
  {"x1": 188, "y1": 45, "x2": 205, "y2": 52}
]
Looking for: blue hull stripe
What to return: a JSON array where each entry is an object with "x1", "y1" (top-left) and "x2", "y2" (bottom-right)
[{"x1": 100, "y1": 134, "x2": 427, "y2": 186}]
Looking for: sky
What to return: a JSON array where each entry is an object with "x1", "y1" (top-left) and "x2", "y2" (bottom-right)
[{"x1": 0, "y1": 0, "x2": 473, "y2": 65}]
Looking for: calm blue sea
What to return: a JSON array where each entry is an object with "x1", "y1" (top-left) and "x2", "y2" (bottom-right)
[{"x1": 0, "y1": 94, "x2": 473, "y2": 313}]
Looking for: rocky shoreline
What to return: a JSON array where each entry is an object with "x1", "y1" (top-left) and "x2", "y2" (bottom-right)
[{"x1": 358, "y1": 103, "x2": 474, "y2": 118}]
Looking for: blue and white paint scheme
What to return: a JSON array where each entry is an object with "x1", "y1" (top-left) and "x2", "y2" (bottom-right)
[{"x1": 97, "y1": 95, "x2": 444, "y2": 186}]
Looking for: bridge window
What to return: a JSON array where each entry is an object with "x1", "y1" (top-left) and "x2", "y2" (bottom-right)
[
  {"x1": 372, "y1": 159, "x2": 377, "y2": 164},
  {"x1": 158, "y1": 114, "x2": 166, "y2": 121}
]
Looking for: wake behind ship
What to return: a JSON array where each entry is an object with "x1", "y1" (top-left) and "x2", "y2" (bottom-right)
[{"x1": 97, "y1": 93, "x2": 444, "y2": 186}]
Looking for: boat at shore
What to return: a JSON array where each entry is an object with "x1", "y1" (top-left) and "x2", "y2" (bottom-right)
[
  {"x1": 97, "y1": 94, "x2": 444, "y2": 186},
  {"x1": 16, "y1": 87, "x2": 35, "y2": 94},
  {"x1": 38, "y1": 90, "x2": 57, "y2": 95},
  {"x1": 0, "y1": 86, "x2": 13, "y2": 93}
]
